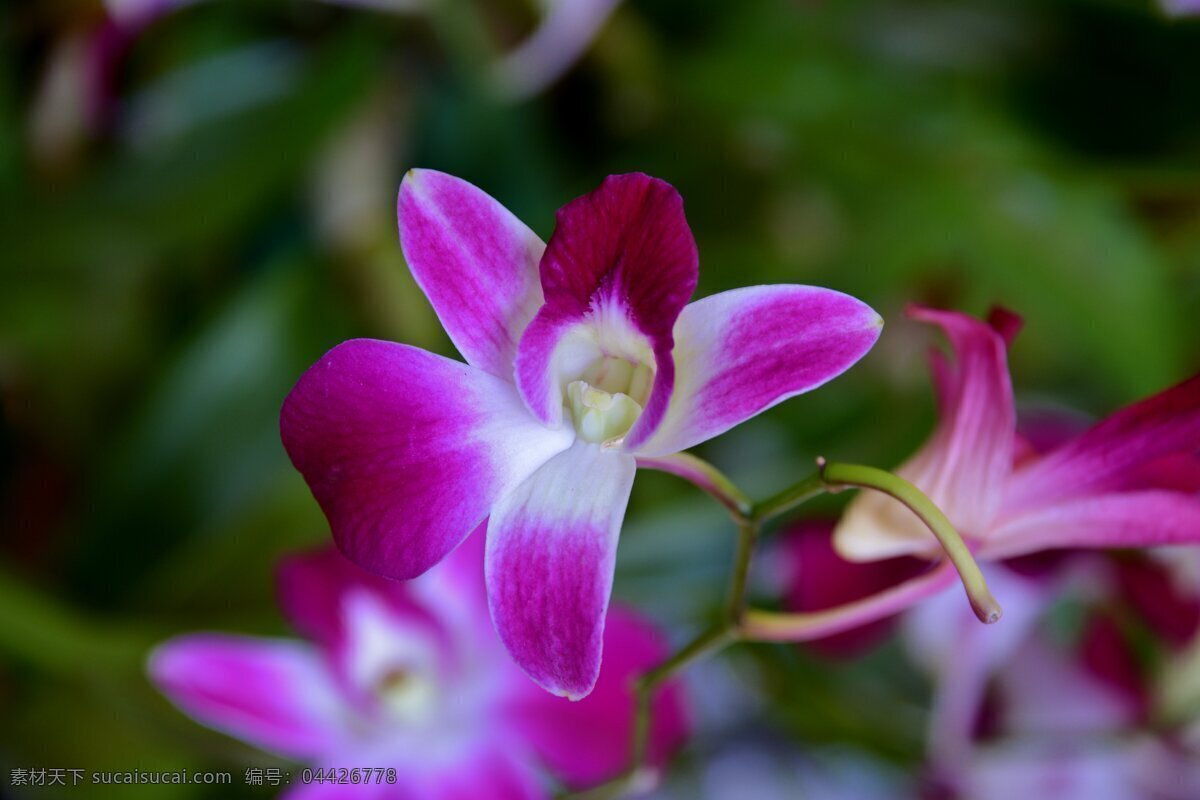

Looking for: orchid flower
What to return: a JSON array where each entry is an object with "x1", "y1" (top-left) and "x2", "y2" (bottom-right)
[
  {"x1": 832, "y1": 306, "x2": 1200, "y2": 568},
  {"x1": 149, "y1": 527, "x2": 687, "y2": 799},
  {"x1": 906, "y1": 556, "x2": 1200, "y2": 800},
  {"x1": 106, "y1": 0, "x2": 613, "y2": 101},
  {"x1": 280, "y1": 170, "x2": 882, "y2": 698},
  {"x1": 1162, "y1": 0, "x2": 1200, "y2": 17}
]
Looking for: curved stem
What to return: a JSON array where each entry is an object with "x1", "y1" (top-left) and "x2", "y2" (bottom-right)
[
  {"x1": 740, "y1": 559, "x2": 957, "y2": 641},
  {"x1": 725, "y1": 521, "x2": 759, "y2": 622},
  {"x1": 750, "y1": 470, "x2": 825, "y2": 523},
  {"x1": 818, "y1": 460, "x2": 1002, "y2": 624},
  {"x1": 566, "y1": 456, "x2": 1000, "y2": 798},
  {"x1": 635, "y1": 453, "x2": 753, "y2": 520}
]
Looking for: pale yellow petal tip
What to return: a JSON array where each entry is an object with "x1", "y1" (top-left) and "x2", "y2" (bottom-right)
[{"x1": 872, "y1": 312, "x2": 885, "y2": 329}]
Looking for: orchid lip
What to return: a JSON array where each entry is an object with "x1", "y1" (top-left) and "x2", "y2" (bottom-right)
[{"x1": 565, "y1": 355, "x2": 654, "y2": 446}]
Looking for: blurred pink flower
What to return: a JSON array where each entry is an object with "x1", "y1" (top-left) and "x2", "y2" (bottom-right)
[
  {"x1": 1161, "y1": 0, "x2": 1200, "y2": 18},
  {"x1": 149, "y1": 528, "x2": 687, "y2": 798},
  {"x1": 776, "y1": 520, "x2": 927, "y2": 657},
  {"x1": 105, "y1": 0, "x2": 615, "y2": 101},
  {"x1": 834, "y1": 306, "x2": 1200, "y2": 565},
  {"x1": 907, "y1": 556, "x2": 1200, "y2": 800},
  {"x1": 493, "y1": 0, "x2": 623, "y2": 100},
  {"x1": 281, "y1": 170, "x2": 882, "y2": 698}
]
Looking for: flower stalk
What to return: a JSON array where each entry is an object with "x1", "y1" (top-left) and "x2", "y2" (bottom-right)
[{"x1": 563, "y1": 454, "x2": 1002, "y2": 799}]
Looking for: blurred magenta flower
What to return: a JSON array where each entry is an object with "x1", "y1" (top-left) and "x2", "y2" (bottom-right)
[
  {"x1": 776, "y1": 520, "x2": 926, "y2": 657},
  {"x1": 281, "y1": 170, "x2": 882, "y2": 698},
  {"x1": 149, "y1": 528, "x2": 687, "y2": 798},
  {"x1": 1162, "y1": 0, "x2": 1200, "y2": 17},
  {"x1": 834, "y1": 306, "x2": 1200, "y2": 565},
  {"x1": 907, "y1": 556, "x2": 1200, "y2": 800}
]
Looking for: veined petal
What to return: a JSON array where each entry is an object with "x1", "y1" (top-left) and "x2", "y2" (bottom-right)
[
  {"x1": 834, "y1": 307, "x2": 1015, "y2": 561},
  {"x1": 486, "y1": 441, "x2": 636, "y2": 699},
  {"x1": 507, "y1": 607, "x2": 688, "y2": 788},
  {"x1": 632, "y1": 285, "x2": 882, "y2": 457},
  {"x1": 281, "y1": 340, "x2": 573, "y2": 581},
  {"x1": 515, "y1": 174, "x2": 697, "y2": 448},
  {"x1": 984, "y1": 491, "x2": 1200, "y2": 561},
  {"x1": 148, "y1": 635, "x2": 347, "y2": 758},
  {"x1": 398, "y1": 170, "x2": 546, "y2": 380},
  {"x1": 1004, "y1": 373, "x2": 1200, "y2": 512}
]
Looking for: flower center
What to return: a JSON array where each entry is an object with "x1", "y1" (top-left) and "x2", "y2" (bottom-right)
[
  {"x1": 566, "y1": 355, "x2": 653, "y2": 445},
  {"x1": 374, "y1": 665, "x2": 439, "y2": 725}
]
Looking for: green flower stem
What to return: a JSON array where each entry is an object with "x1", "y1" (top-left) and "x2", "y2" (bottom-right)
[
  {"x1": 562, "y1": 454, "x2": 999, "y2": 799},
  {"x1": 724, "y1": 521, "x2": 759, "y2": 622},
  {"x1": 749, "y1": 470, "x2": 826, "y2": 523},
  {"x1": 635, "y1": 453, "x2": 753, "y2": 521},
  {"x1": 816, "y1": 460, "x2": 1002, "y2": 624}
]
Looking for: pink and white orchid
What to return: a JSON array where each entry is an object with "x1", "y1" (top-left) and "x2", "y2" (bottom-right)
[
  {"x1": 280, "y1": 170, "x2": 882, "y2": 698},
  {"x1": 833, "y1": 306, "x2": 1200, "y2": 569},
  {"x1": 149, "y1": 527, "x2": 687, "y2": 799}
]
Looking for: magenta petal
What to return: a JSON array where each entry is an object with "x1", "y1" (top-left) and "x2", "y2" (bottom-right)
[
  {"x1": 509, "y1": 606, "x2": 688, "y2": 788},
  {"x1": 148, "y1": 634, "x2": 346, "y2": 758},
  {"x1": 834, "y1": 307, "x2": 1015, "y2": 561},
  {"x1": 276, "y1": 546, "x2": 436, "y2": 652},
  {"x1": 281, "y1": 339, "x2": 573, "y2": 580},
  {"x1": 486, "y1": 442, "x2": 636, "y2": 699},
  {"x1": 633, "y1": 285, "x2": 882, "y2": 456},
  {"x1": 1004, "y1": 373, "x2": 1200, "y2": 512},
  {"x1": 515, "y1": 174, "x2": 698, "y2": 442},
  {"x1": 986, "y1": 491, "x2": 1200, "y2": 560},
  {"x1": 398, "y1": 170, "x2": 545, "y2": 380},
  {"x1": 780, "y1": 521, "x2": 927, "y2": 657},
  {"x1": 420, "y1": 746, "x2": 545, "y2": 800}
]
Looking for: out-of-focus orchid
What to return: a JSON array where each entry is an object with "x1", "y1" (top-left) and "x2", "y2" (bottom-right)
[
  {"x1": 104, "y1": 0, "x2": 421, "y2": 30},
  {"x1": 493, "y1": 0, "x2": 623, "y2": 100},
  {"x1": 281, "y1": 170, "x2": 882, "y2": 699},
  {"x1": 105, "y1": 0, "x2": 613, "y2": 101},
  {"x1": 907, "y1": 555, "x2": 1200, "y2": 800},
  {"x1": 149, "y1": 528, "x2": 687, "y2": 798},
  {"x1": 776, "y1": 520, "x2": 926, "y2": 657},
  {"x1": 1162, "y1": 0, "x2": 1200, "y2": 18},
  {"x1": 833, "y1": 306, "x2": 1200, "y2": 566}
]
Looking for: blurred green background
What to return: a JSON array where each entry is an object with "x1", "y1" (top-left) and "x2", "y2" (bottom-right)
[{"x1": 2, "y1": 0, "x2": 1199, "y2": 796}]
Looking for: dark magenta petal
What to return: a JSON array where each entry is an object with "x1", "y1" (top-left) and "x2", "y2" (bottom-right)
[
  {"x1": 398, "y1": 170, "x2": 546, "y2": 380},
  {"x1": 1115, "y1": 556, "x2": 1200, "y2": 647},
  {"x1": 485, "y1": 442, "x2": 636, "y2": 699},
  {"x1": 281, "y1": 339, "x2": 572, "y2": 581},
  {"x1": 780, "y1": 521, "x2": 926, "y2": 658},
  {"x1": 1005, "y1": 373, "x2": 1200, "y2": 511},
  {"x1": 537, "y1": 173, "x2": 697, "y2": 338},
  {"x1": 507, "y1": 606, "x2": 689, "y2": 789},
  {"x1": 515, "y1": 174, "x2": 698, "y2": 443}
]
